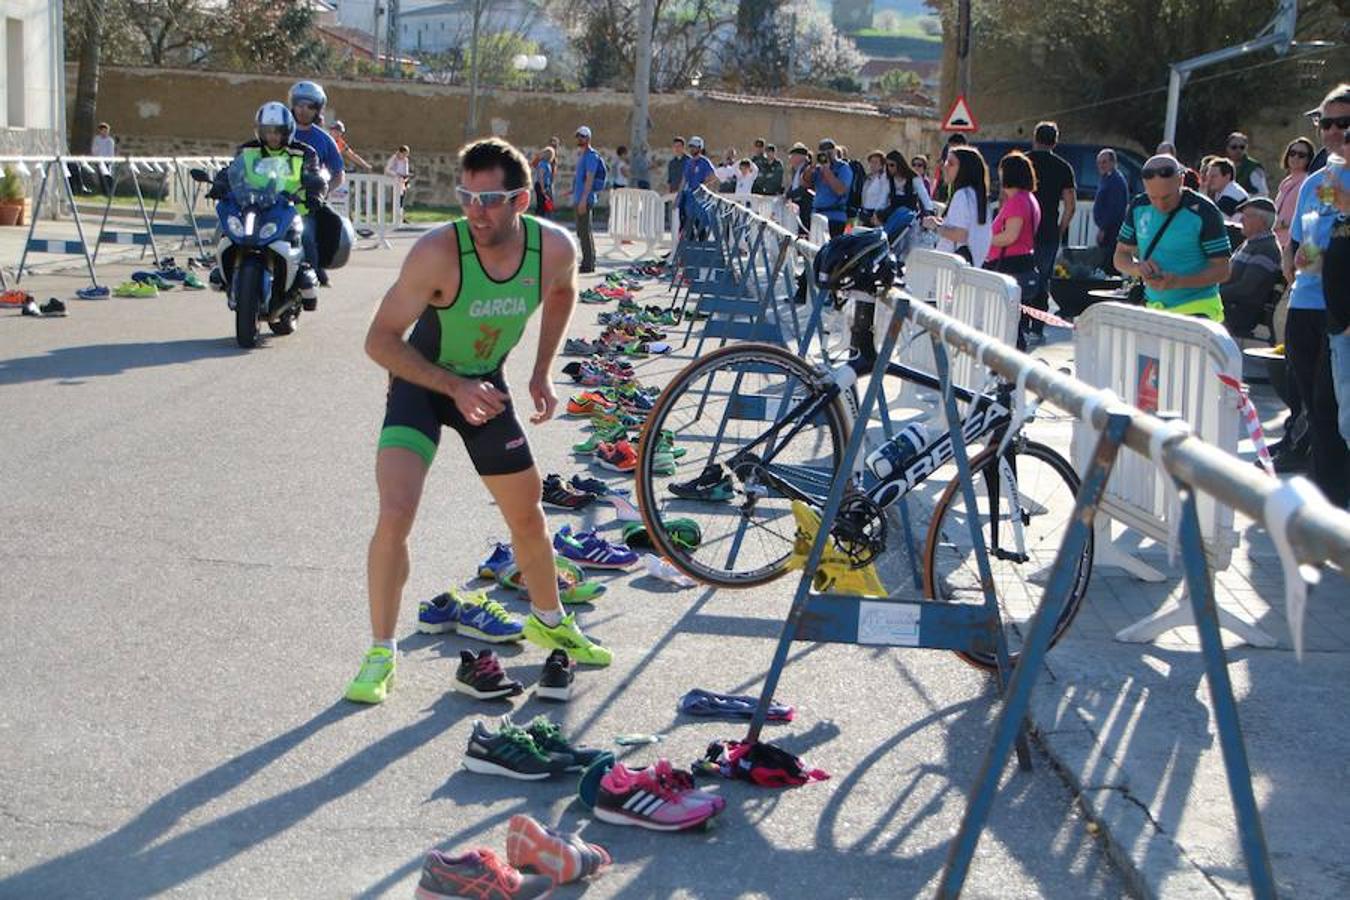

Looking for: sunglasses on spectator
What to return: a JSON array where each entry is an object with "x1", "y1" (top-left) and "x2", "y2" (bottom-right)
[
  {"x1": 1142, "y1": 165, "x2": 1179, "y2": 180},
  {"x1": 455, "y1": 186, "x2": 528, "y2": 208},
  {"x1": 1287, "y1": 150, "x2": 1310, "y2": 159},
  {"x1": 1318, "y1": 115, "x2": 1350, "y2": 131},
  {"x1": 911, "y1": 161, "x2": 925, "y2": 169}
]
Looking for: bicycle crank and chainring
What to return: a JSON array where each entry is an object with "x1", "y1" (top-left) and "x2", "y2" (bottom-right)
[{"x1": 830, "y1": 491, "x2": 887, "y2": 569}]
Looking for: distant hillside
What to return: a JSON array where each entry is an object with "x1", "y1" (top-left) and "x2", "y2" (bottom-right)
[{"x1": 852, "y1": 34, "x2": 943, "y2": 61}]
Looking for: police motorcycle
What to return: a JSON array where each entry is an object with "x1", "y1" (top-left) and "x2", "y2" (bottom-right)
[{"x1": 191, "y1": 102, "x2": 353, "y2": 348}]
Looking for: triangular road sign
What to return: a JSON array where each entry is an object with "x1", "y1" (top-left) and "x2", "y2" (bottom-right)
[{"x1": 942, "y1": 95, "x2": 978, "y2": 132}]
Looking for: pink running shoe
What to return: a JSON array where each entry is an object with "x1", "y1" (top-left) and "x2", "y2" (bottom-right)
[{"x1": 593, "y1": 761, "x2": 719, "y2": 831}]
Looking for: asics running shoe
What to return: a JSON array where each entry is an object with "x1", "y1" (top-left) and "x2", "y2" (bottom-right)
[
  {"x1": 594, "y1": 762, "x2": 719, "y2": 831},
  {"x1": 455, "y1": 591, "x2": 524, "y2": 643},
  {"x1": 523, "y1": 613, "x2": 612, "y2": 666},
  {"x1": 417, "y1": 591, "x2": 462, "y2": 634},
  {"x1": 506, "y1": 814, "x2": 611, "y2": 887},
  {"x1": 478, "y1": 542, "x2": 514, "y2": 580},
  {"x1": 462, "y1": 719, "x2": 572, "y2": 780},
  {"x1": 415, "y1": 847, "x2": 552, "y2": 900},
  {"x1": 344, "y1": 646, "x2": 396, "y2": 704},
  {"x1": 113, "y1": 281, "x2": 157, "y2": 298},
  {"x1": 553, "y1": 525, "x2": 638, "y2": 570},
  {"x1": 454, "y1": 649, "x2": 524, "y2": 700}
]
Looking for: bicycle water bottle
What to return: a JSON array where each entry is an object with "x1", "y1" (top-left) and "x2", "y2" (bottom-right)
[{"x1": 865, "y1": 422, "x2": 928, "y2": 480}]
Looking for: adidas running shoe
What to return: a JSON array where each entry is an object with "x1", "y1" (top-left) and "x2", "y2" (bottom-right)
[
  {"x1": 454, "y1": 650, "x2": 524, "y2": 700},
  {"x1": 462, "y1": 719, "x2": 572, "y2": 780},
  {"x1": 542, "y1": 473, "x2": 597, "y2": 510},
  {"x1": 417, "y1": 591, "x2": 462, "y2": 634},
  {"x1": 416, "y1": 847, "x2": 552, "y2": 900},
  {"x1": 553, "y1": 525, "x2": 638, "y2": 570},
  {"x1": 669, "y1": 464, "x2": 735, "y2": 501},
  {"x1": 505, "y1": 814, "x2": 611, "y2": 887},
  {"x1": 523, "y1": 613, "x2": 612, "y2": 667},
  {"x1": 536, "y1": 649, "x2": 574, "y2": 701},
  {"x1": 456, "y1": 591, "x2": 524, "y2": 643},
  {"x1": 344, "y1": 646, "x2": 396, "y2": 704},
  {"x1": 505, "y1": 714, "x2": 608, "y2": 771},
  {"x1": 594, "y1": 762, "x2": 719, "y2": 831}
]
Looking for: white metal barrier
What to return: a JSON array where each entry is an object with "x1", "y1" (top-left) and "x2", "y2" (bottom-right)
[
  {"x1": 1070, "y1": 302, "x2": 1268, "y2": 645},
  {"x1": 1066, "y1": 200, "x2": 1099, "y2": 249},
  {"x1": 809, "y1": 213, "x2": 829, "y2": 247},
  {"x1": 945, "y1": 266, "x2": 1021, "y2": 398},
  {"x1": 609, "y1": 187, "x2": 670, "y2": 256},
  {"x1": 340, "y1": 173, "x2": 403, "y2": 249}
]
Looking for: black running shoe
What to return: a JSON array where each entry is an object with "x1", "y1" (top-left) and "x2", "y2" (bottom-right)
[
  {"x1": 669, "y1": 464, "x2": 735, "y2": 502},
  {"x1": 462, "y1": 719, "x2": 573, "y2": 780},
  {"x1": 508, "y1": 714, "x2": 606, "y2": 772},
  {"x1": 536, "y1": 649, "x2": 573, "y2": 701},
  {"x1": 40, "y1": 298, "x2": 68, "y2": 317},
  {"x1": 454, "y1": 649, "x2": 523, "y2": 700},
  {"x1": 542, "y1": 473, "x2": 597, "y2": 510}
]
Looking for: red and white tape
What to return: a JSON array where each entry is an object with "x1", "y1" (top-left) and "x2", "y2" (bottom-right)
[
  {"x1": 1215, "y1": 371, "x2": 1276, "y2": 477},
  {"x1": 1019, "y1": 304, "x2": 1077, "y2": 330}
]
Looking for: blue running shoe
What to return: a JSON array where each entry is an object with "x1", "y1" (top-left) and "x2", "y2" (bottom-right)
[
  {"x1": 553, "y1": 525, "x2": 639, "y2": 570},
  {"x1": 478, "y1": 542, "x2": 514, "y2": 580},
  {"x1": 417, "y1": 591, "x2": 461, "y2": 634},
  {"x1": 455, "y1": 590, "x2": 524, "y2": 644},
  {"x1": 76, "y1": 285, "x2": 110, "y2": 300}
]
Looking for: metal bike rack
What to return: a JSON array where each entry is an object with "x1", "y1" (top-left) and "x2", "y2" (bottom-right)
[{"x1": 15, "y1": 157, "x2": 100, "y2": 288}]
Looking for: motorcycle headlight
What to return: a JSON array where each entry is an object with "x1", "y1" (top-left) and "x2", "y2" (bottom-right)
[
  {"x1": 226, "y1": 215, "x2": 244, "y2": 236},
  {"x1": 259, "y1": 222, "x2": 278, "y2": 241}
]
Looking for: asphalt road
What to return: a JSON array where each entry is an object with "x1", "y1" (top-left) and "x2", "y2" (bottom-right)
[{"x1": 0, "y1": 235, "x2": 1128, "y2": 899}]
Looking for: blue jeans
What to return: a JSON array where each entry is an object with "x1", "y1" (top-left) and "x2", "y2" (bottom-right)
[
  {"x1": 1330, "y1": 330, "x2": 1350, "y2": 451},
  {"x1": 302, "y1": 214, "x2": 320, "y2": 272},
  {"x1": 1029, "y1": 234, "x2": 1061, "y2": 334}
]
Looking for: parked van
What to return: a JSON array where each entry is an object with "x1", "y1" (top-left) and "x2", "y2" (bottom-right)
[{"x1": 973, "y1": 141, "x2": 1146, "y2": 200}]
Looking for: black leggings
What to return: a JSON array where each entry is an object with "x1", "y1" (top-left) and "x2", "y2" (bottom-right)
[{"x1": 1286, "y1": 308, "x2": 1348, "y2": 506}]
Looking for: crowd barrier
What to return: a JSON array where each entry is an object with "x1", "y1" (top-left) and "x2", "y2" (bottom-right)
[
  {"x1": 607, "y1": 188, "x2": 669, "y2": 258},
  {"x1": 687, "y1": 188, "x2": 1350, "y2": 899},
  {"x1": 337, "y1": 173, "x2": 403, "y2": 249}
]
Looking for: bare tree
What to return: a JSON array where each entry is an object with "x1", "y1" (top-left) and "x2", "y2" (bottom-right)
[
  {"x1": 630, "y1": 0, "x2": 656, "y2": 187},
  {"x1": 70, "y1": 0, "x2": 109, "y2": 154}
]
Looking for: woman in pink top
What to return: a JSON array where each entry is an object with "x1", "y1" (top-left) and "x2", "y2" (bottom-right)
[
  {"x1": 1273, "y1": 137, "x2": 1315, "y2": 251},
  {"x1": 986, "y1": 152, "x2": 1042, "y2": 349}
]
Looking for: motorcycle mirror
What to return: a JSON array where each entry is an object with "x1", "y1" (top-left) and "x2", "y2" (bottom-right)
[{"x1": 189, "y1": 168, "x2": 211, "y2": 184}]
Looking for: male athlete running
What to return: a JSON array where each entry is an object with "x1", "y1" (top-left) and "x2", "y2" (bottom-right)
[{"x1": 346, "y1": 138, "x2": 609, "y2": 704}]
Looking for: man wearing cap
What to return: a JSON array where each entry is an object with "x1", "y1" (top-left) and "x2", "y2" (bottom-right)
[
  {"x1": 801, "y1": 138, "x2": 853, "y2": 239},
  {"x1": 678, "y1": 136, "x2": 717, "y2": 240},
  {"x1": 1219, "y1": 196, "x2": 1282, "y2": 336},
  {"x1": 1283, "y1": 82, "x2": 1350, "y2": 505},
  {"x1": 572, "y1": 126, "x2": 603, "y2": 273}
]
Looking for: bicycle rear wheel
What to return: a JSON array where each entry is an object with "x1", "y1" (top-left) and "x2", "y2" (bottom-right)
[
  {"x1": 922, "y1": 440, "x2": 1092, "y2": 670},
  {"x1": 634, "y1": 342, "x2": 850, "y2": 588}
]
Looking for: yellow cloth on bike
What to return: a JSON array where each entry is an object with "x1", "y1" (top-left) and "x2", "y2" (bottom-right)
[{"x1": 787, "y1": 501, "x2": 886, "y2": 597}]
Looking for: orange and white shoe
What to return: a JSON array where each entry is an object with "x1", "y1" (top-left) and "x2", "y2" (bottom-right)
[{"x1": 505, "y1": 814, "x2": 610, "y2": 886}]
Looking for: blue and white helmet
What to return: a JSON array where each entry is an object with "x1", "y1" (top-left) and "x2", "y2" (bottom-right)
[
  {"x1": 255, "y1": 101, "x2": 296, "y2": 146},
  {"x1": 288, "y1": 80, "x2": 327, "y2": 110}
]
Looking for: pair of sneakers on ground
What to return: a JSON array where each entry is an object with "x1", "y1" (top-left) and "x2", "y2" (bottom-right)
[{"x1": 416, "y1": 813, "x2": 609, "y2": 899}]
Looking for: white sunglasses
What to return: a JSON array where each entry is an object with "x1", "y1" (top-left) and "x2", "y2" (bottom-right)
[{"x1": 455, "y1": 186, "x2": 528, "y2": 208}]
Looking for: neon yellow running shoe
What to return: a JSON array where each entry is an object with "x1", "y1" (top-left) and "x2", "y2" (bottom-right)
[
  {"x1": 523, "y1": 613, "x2": 612, "y2": 667},
  {"x1": 344, "y1": 646, "x2": 396, "y2": 704}
]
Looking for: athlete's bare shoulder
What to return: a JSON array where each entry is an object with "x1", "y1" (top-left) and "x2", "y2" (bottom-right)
[
  {"x1": 534, "y1": 217, "x2": 578, "y2": 284},
  {"x1": 397, "y1": 221, "x2": 462, "y2": 308}
]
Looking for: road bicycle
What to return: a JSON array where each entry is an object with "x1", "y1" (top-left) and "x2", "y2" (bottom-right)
[{"x1": 632, "y1": 293, "x2": 1092, "y2": 669}]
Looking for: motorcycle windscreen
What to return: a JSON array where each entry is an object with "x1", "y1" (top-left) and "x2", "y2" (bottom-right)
[{"x1": 313, "y1": 204, "x2": 355, "y2": 270}]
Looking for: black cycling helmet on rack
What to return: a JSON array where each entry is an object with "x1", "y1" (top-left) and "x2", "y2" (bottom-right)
[{"x1": 812, "y1": 227, "x2": 898, "y2": 295}]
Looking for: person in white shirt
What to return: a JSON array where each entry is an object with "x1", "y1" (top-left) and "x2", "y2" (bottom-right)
[
  {"x1": 714, "y1": 157, "x2": 759, "y2": 196},
  {"x1": 859, "y1": 151, "x2": 891, "y2": 225},
  {"x1": 91, "y1": 122, "x2": 116, "y2": 157},
  {"x1": 613, "y1": 145, "x2": 630, "y2": 189},
  {"x1": 384, "y1": 145, "x2": 412, "y2": 197},
  {"x1": 1207, "y1": 157, "x2": 1250, "y2": 220},
  {"x1": 924, "y1": 146, "x2": 993, "y2": 267}
]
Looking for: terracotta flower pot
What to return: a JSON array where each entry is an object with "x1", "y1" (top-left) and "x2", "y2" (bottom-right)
[{"x1": 0, "y1": 202, "x2": 22, "y2": 227}]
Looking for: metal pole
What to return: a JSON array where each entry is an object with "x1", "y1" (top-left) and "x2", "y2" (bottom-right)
[
  {"x1": 956, "y1": 0, "x2": 972, "y2": 97},
  {"x1": 1163, "y1": 66, "x2": 1184, "y2": 146},
  {"x1": 465, "y1": 0, "x2": 483, "y2": 140}
]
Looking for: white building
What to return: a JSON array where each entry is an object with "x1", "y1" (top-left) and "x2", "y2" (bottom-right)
[
  {"x1": 0, "y1": 0, "x2": 64, "y2": 155},
  {"x1": 397, "y1": 1, "x2": 566, "y2": 57}
]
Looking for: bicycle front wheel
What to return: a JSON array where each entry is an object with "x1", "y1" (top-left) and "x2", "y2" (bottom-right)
[
  {"x1": 634, "y1": 342, "x2": 850, "y2": 588},
  {"x1": 922, "y1": 440, "x2": 1092, "y2": 670}
]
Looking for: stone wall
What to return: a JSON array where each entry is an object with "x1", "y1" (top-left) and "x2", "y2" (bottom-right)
[{"x1": 81, "y1": 66, "x2": 943, "y2": 206}]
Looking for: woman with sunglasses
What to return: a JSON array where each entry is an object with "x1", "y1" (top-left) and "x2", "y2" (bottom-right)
[
  {"x1": 910, "y1": 155, "x2": 934, "y2": 198},
  {"x1": 882, "y1": 150, "x2": 935, "y2": 221},
  {"x1": 1274, "y1": 137, "x2": 1316, "y2": 250}
]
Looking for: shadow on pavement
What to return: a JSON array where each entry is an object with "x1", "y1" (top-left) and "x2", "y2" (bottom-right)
[
  {"x1": 0, "y1": 339, "x2": 245, "y2": 386},
  {"x1": 0, "y1": 697, "x2": 463, "y2": 899}
]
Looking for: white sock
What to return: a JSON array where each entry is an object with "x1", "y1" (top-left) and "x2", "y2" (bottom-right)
[
  {"x1": 374, "y1": 638, "x2": 397, "y2": 655},
  {"x1": 531, "y1": 606, "x2": 563, "y2": 628}
]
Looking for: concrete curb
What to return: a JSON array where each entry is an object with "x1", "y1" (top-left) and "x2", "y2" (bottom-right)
[{"x1": 1027, "y1": 665, "x2": 1226, "y2": 900}]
